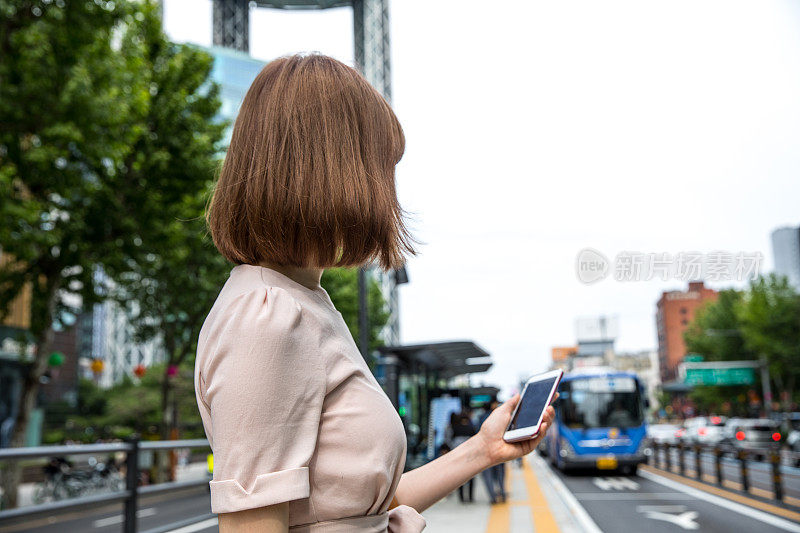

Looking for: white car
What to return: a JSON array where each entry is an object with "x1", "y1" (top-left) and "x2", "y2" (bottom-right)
[
  {"x1": 683, "y1": 416, "x2": 727, "y2": 446},
  {"x1": 647, "y1": 423, "x2": 684, "y2": 445},
  {"x1": 720, "y1": 418, "x2": 782, "y2": 459}
]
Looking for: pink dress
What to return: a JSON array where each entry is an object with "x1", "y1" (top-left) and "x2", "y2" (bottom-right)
[{"x1": 194, "y1": 265, "x2": 426, "y2": 532}]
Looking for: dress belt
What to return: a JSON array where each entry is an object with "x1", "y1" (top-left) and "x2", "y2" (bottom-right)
[{"x1": 289, "y1": 505, "x2": 426, "y2": 533}]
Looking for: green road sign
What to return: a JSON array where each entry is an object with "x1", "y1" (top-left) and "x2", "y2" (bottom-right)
[{"x1": 684, "y1": 367, "x2": 756, "y2": 386}]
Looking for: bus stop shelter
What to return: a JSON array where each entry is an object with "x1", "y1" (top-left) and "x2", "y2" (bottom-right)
[{"x1": 376, "y1": 341, "x2": 493, "y2": 467}]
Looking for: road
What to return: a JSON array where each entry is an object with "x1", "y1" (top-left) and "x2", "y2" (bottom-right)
[
  {"x1": 0, "y1": 487, "x2": 218, "y2": 533},
  {"x1": 545, "y1": 459, "x2": 800, "y2": 533}
]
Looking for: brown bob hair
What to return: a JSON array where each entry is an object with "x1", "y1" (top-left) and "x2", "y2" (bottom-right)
[{"x1": 206, "y1": 53, "x2": 416, "y2": 271}]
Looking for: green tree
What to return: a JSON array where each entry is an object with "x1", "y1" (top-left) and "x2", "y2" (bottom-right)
[
  {"x1": 682, "y1": 289, "x2": 753, "y2": 414},
  {"x1": 109, "y1": 193, "x2": 229, "y2": 480},
  {"x1": 684, "y1": 289, "x2": 755, "y2": 362},
  {"x1": 683, "y1": 277, "x2": 800, "y2": 414},
  {"x1": 737, "y1": 274, "x2": 800, "y2": 412},
  {"x1": 96, "y1": 4, "x2": 227, "y2": 479},
  {"x1": 0, "y1": 0, "x2": 222, "y2": 506}
]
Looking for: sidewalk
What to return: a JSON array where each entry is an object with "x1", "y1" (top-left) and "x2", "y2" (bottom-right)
[{"x1": 422, "y1": 454, "x2": 587, "y2": 533}]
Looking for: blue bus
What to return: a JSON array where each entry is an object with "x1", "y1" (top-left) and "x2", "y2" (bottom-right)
[{"x1": 543, "y1": 368, "x2": 650, "y2": 474}]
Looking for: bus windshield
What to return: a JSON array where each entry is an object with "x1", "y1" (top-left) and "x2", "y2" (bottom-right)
[{"x1": 559, "y1": 376, "x2": 644, "y2": 429}]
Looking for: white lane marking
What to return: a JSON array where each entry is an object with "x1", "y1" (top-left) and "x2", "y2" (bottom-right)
[
  {"x1": 573, "y1": 492, "x2": 694, "y2": 500},
  {"x1": 636, "y1": 505, "x2": 689, "y2": 513},
  {"x1": 93, "y1": 508, "x2": 157, "y2": 528},
  {"x1": 531, "y1": 455, "x2": 603, "y2": 533},
  {"x1": 642, "y1": 510, "x2": 699, "y2": 530},
  {"x1": 639, "y1": 468, "x2": 800, "y2": 532},
  {"x1": 166, "y1": 517, "x2": 219, "y2": 533},
  {"x1": 593, "y1": 476, "x2": 640, "y2": 491}
]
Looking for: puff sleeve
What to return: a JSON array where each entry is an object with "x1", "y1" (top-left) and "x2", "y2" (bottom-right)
[{"x1": 197, "y1": 286, "x2": 326, "y2": 514}]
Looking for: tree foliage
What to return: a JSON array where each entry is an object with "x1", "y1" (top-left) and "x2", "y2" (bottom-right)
[
  {"x1": 683, "y1": 275, "x2": 800, "y2": 413},
  {"x1": 0, "y1": 0, "x2": 225, "y2": 505}
]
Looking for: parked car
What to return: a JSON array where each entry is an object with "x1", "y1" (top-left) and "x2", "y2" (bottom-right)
[
  {"x1": 780, "y1": 413, "x2": 800, "y2": 450},
  {"x1": 683, "y1": 416, "x2": 728, "y2": 446},
  {"x1": 647, "y1": 423, "x2": 684, "y2": 445},
  {"x1": 720, "y1": 418, "x2": 782, "y2": 459},
  {"x1": 781, "y1": 413, "x2": 800, "y2": 466}
]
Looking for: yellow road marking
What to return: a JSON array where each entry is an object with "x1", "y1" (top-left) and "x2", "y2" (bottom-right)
[
  {"x1": 486, "y1": 463, "x2": 511, "y2": 533},
  {"x1": 641, "y1": 464, "x2": 800, "y2": 523},
  {"x1": 522, "y1": 457, "x2": 561, "y2": 533},
  {"x1": 485, "y1": 459, "x2": 561, "y2": 533},
  {"x1": 485, "y1": 499, "x2": 511, "y2": 532}
]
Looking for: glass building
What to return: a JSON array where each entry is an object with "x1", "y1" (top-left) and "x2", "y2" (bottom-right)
[
  {"x1": 204, "y1": 46, "x2": 267, "y2": 144},
  {"x1": 771, "y1": 226, "x2": 800, "y2": 290}
]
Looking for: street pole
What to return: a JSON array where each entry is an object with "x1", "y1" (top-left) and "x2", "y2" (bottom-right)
[
  {"x1": 760, "y1": 356, "x2": 772, "y2": 417},
  {"x1": 358, "y1": 267, "x2": 369, "y2": 359}
]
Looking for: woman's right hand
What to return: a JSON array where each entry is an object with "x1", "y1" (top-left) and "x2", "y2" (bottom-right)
[{"x1": 474, "y1": 393, "x2": 557, "y2": 466}]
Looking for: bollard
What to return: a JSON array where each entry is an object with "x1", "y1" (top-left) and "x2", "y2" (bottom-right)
[
  {"x1": 738, "y1": 449, "x2": 749, "y2": 493},
  {"x1": 695, "y1": 444, "x2": 702, "y2": 481},
  {"x1": 125, "y1": 437, "x2": 140, "y2": 533},
  {"x1": 715, "y1": 446, "x2": 724, "y2": 486},
  {"x1": 678, "y1": 442, "x2": 685, "y2": 476},
  {"x1": 665, "y1": 442, "x2": 672, "y2": 472},
  {"x1": 770, "y1": 449, "x2": 783, "y2": 501}
]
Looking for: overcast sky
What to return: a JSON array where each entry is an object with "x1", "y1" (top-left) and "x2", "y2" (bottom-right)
[{"x1": 163, "y1": 0, "x2": 800, "y2": 396}]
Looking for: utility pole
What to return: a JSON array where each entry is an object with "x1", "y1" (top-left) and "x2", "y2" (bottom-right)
[
  {"x1": 760, "y1": 356, "x2": 773, "y2": 417},
  {"x1": 358, "y1": 268, "x2": 369, "y2": 358}
]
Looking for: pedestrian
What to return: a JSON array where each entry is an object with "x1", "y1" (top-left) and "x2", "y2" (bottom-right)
[
  {"x1": 196, "y1": 53, "x2": 556, "y2": 533},
  {"x1": 478, "y1": 401, "x2": 507, "y2": 504},
  {"x1": 448, "y1": 408, "x2": 477, "y2": 503}
]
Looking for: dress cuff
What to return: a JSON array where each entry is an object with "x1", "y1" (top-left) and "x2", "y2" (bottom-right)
[{"x1": 210, "y1": 466, "x2": 310, "y2": 513}]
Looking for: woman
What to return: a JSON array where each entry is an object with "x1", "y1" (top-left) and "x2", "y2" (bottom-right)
[
  {"x1": 447, "y1": 409, "x2": 477, "y2": 503},
  {"x1": 195, "y1": 53, "x2": 555, "y2": 533}
]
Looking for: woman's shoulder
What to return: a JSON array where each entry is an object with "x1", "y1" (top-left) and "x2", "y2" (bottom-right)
[
  {"x1": 199, "y1": 267, "x2": 329, "y2": 351},
  {"x1": 196, "y1": 269, "x2": 331, "y2": 384}
]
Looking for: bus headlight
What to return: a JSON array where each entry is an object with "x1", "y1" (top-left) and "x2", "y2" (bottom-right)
[
  {"x1": 638, "y1": 439, "x2": 653, "y2": 456},
  {"x1": 558, "y1": 438, "x2": 575, "y2": 458}
]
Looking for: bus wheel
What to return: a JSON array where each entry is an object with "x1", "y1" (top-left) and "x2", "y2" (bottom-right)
[{"x1": 621, "y1": 464, "x2": 638, "y2": 476}]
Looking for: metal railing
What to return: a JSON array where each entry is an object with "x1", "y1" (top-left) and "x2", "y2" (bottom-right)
[
  {"x1": 649, "y1": 441, "x2": 797, "y2": 505},
  {"x1": 0, "y1": 438, "x2": 214, "y2": 533}
]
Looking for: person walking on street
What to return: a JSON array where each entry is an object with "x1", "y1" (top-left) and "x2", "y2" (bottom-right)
[
  {"x1": 448, "y1": 408, "x2": 477, "y2": 503},
  {"x1": 478, "y1": 401, "x2": 507, "y2": 504}
]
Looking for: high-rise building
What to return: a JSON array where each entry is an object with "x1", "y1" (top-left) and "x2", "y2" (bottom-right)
[
  {"x1": 575, "y1": 316, "x2": 618, "y2": 356},
  {"x1": 607, "y1": 350, "x2": 660, "y2": 408},
  {"x1": 205, "y1": 45, "x2": 267, "y2": 143},
  {"x1": 656, "y1": 281, "x2": 718, "y2": 383},
  {"x1": 771, "y1": 226, "x2": 800, "y2": 289}
]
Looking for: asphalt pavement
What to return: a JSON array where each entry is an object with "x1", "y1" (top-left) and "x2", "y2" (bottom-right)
[
  {"x1": 549, "y1": 461, "x2": 800, "y2": 533},
  {"x1": 4, "y1": 455, "x2": 800, "y2": 532},
  {"x1": 0, "y1": 487, "x2": 217, "y2": 533}
]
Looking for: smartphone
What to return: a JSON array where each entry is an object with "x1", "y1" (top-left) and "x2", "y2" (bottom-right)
[{"x1": 503, "y1": 368, "x2": 563, "y2": 443}]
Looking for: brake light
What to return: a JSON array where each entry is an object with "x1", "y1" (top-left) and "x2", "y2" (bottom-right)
[
  {"x1": 698, "y1": 427, "x2": 707, "y2": 436},
  {"x1": 675, "y1": 429, "x2": 685, "y2": 437},
  {"x1": 773, "y1": 432, "x2": 781, "y2": 442},
  {"x1": 736, "y1": 431, "x2": 746, "y2": 441},
  {"x1": 711, "y1": 416, "x2": 722, "y2": 424}
]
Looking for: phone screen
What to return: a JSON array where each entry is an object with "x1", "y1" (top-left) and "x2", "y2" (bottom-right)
[{"x1": 507, "y1": 376, "x2": 558, "y2": 431}]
